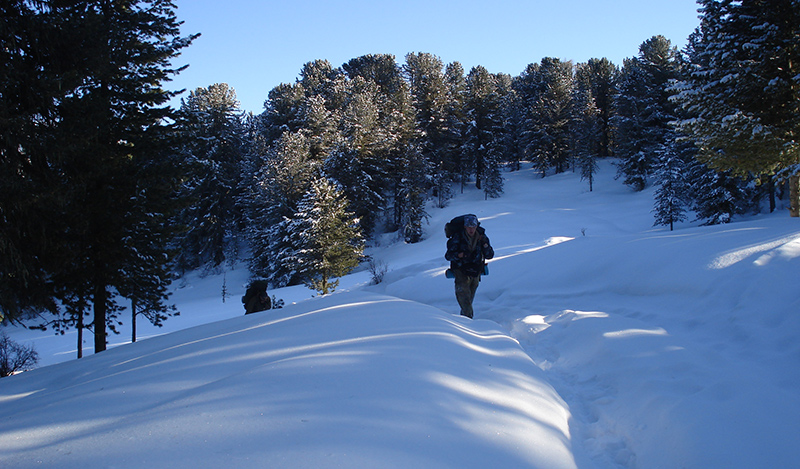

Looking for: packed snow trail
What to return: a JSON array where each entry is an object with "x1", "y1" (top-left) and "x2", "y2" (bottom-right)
[{"x1": 369, "y1": 162, "x2": 800, "y2": 468}]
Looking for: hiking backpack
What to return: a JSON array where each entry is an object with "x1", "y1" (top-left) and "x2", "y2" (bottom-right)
[{"x1": 444, "y1": 214, "x2": 479, "y2": 238}]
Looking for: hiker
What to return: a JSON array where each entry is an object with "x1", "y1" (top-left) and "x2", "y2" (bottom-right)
[
  {"x1": 242, "y1": 280, "x2": 271, "y2": 315},
  {"x1": 445, "y1": 214, "x2": 494, "y2": 318}
]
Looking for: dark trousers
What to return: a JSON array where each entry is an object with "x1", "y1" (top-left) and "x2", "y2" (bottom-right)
[{"x1": 452, "y1": 269, "x2": 480, "y2": 318}]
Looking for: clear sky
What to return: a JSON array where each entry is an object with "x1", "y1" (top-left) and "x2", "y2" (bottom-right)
[{"x1": 167, "y1": 0, "x2": 702, "y2": 114}]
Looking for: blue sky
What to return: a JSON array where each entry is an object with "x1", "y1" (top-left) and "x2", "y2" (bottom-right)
[{"x1": 168, "y1": 0, "x2": 701, "y2": 113}]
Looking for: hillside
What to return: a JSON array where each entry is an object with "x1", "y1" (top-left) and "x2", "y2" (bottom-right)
[{"x1": 2, "y1": 160, "x2": 799, "y2": 468}]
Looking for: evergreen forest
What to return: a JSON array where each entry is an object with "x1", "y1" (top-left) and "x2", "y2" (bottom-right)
[{"x1": 2, "y1": 0, "x2": 798, "y2": 358}]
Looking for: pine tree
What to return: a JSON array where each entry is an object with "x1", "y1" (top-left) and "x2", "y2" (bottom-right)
[
  {"x1": 302, "y1": 93, "x2": 340, "y2": 161},
  {"x1": 443, "y1": 62, "x2": 468, "y2": 194},
  {"x1": 325, "y1": 77, "x2": 388, "y2": 236},
  {"x1": 536, "y1": 58, "x2": 575, "y2": 175},
  {"x1": 1, "y1": 1, "x2": 69, "y2": 323},
  {"x1": 482, "y1": 149, "x2": 505, "y2": 199},
  {"x1": 176, "y1": 83, "x2": 245, "y2": 272},
  {"x1": 395, "y1": 142, "x2": 431, "y2": 242},
  {"x1": 291, "y1": 176, "x2": 364, "y2": 295},
  {"x1": 464, "y1": 66, "x2": 505, "y2": 189},
  {"x1": 583, "y1": 58, "x2": 619, "y2": 158},
  {"x1": 499, "y1": 83, "x2": 525, "y2": 172},
  {"x1": 613, "y1": 36, "x2": 682, "y2": 191},
  {"x1": 1, "y1": 1, "x2": 196, "y2": 354},
  {"x1": 404, "y1": 52, "x2": 452, "y2": 207},
  {"x1": 573, "y1": 62, "x2": 603, "y2": 191},
  {"x1": 690, "y1": 162, "x2": 756, "y2": 225},
  {"x1": 483, "y1": 73, "x2": 510, "y2": 198},
  {"x1": 518, "y1": 58, "x2": 575, "y2": 177},
  {"x1": 247, "y1": 132, "x2": 316, "y2": 287},
  {"x1": 672, "y1": 0, "x2": 800, "y2": 216},
  {"x1": 652, "y1": 139, "x2": 692, "y2": 230},
  {"x1": 120, "y1": 160, "x2": 180, "y2": 343},
  {"x1": 260, "y1": 82, "x2": 306, "y2": 145},
  {"x1": 299, "y1": 59, "x2": 346, "y2": 110}
]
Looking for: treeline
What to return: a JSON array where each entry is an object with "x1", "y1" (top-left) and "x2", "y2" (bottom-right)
[
  {"x1": 179, "y1": 24, "x2": 798, "y2": 289},
  {"x1": 2, "y1": 0, "x2": 798, "y2": 358}
]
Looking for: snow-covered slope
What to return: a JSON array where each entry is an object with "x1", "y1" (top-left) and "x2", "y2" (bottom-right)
[{"x1": 2, "y1": 160, "x2": 799, "y2": 468}]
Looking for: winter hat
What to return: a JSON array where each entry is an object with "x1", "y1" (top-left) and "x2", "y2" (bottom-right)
[{"x1": 464, "y1": 214, "x2": 478, "y2": 227}]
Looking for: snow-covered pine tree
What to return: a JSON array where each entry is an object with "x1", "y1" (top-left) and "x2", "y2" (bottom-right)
[
  {"x1": 582, "y1": 58, "x2": 619, "y2": 159},
  {"x1": 483, "y1": 73, "x2": 511, "y2": 198},
  {"x1": 690, "y1": 160, "x2": 755, "y2": 226},
  {"x1": 514, "y1": 62, "x2": 542, "y2": 169},
  {"x1": 482, "y1": 148, "x2": 504, "y2": 199},
  {"x1": 573, "y1": 62, "x2": 603, "y2": 191},
  {"x1": 247, "y1": 132, "x2": 316, "y2": 288},
  {"x1": 499, "y1": 83, "x2": 525, "y2": 172},
  {"x1": 291, "y1": 176, "x2": 364, "y2": 295},
  {"x1": 613, "y1": 36, "x2": 682, "y2": 191},
  {"x1": 325, "y1": 77, "x2": 388, "y2": 237},
  {"x1": 517, "y1": 58, "x2": 574, "y2": 177},
  {"x1": 299, "y1": 59, "x2": 346, "y2": 109},
  {"x1": 536, "y1": 58, "x2": 574, "y2": 175},
  {"x1": 672, "y1": 0, "x2": 800, "y2": 216},
  {"x1": 260, "y1": 82, "x2": 306, "y2": 146},
  {"x1": 302, "y1": 94, "x2": 341, "y2": 161},
  {"x1": 443, "y1": 61, "x2": 469, "y2": 193},
  {"x1": 464, "y1": 66, "x2": 505, "y2": 189},
  {"x1": 404, "y1": 52, "x2": 452, "y2": 207},
  {"x1": 652, "y1": 138, "x2": 692, "y2": 230},
  {"x1": 175, "y1": 83, "x2": 246, "y2": 273},
  {"x1": 396, "y1": 143, "x2": 431, "y2": 243}
]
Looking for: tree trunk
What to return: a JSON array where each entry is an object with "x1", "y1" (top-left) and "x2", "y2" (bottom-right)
[
  {"x1": 131, "y1": 299, "x2": 137, "y2": 343},
  {"x1": 93, "y1": 282, "x2": 107, "y2": 353},
  {"x1": 790, "y1": 174, "x2": 799, "y2": 217},
  {"x1": 767, "y1": 176, "x2": 776, "y2": 213},
  {"x1": 77, "y1": 309, "x2": 84, "y2": 359}
]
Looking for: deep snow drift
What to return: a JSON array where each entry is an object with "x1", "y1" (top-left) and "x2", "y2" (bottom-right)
[{"x1": 2, "y1": 160, "x2": 799, "y2": 468}]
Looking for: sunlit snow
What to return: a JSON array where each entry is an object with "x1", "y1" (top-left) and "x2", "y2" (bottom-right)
[{"x1": 2, "y1": 160, "x2": 798, "y2": 468}]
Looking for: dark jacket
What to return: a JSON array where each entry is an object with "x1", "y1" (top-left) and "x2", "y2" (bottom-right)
[{"x1": 445, "y1": 226, "x2": 494, "y2": 277}]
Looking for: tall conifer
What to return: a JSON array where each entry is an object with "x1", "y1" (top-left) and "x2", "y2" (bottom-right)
[{"x1": 673, "y1": 0, "x2": 800, "y2": 216}]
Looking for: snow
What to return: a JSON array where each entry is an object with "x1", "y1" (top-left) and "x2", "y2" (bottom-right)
[{"x1": 2, "y1": 160, "x2": 799, "y2": 468}]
